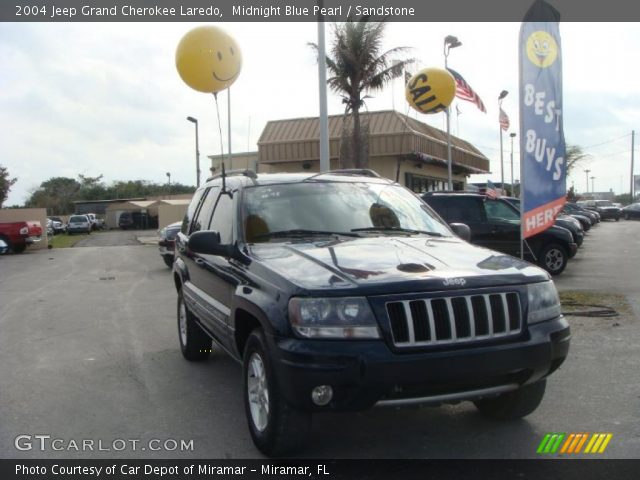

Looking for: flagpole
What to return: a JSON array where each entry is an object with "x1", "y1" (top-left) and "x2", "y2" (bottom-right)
[
  {"x1": 444, "y1": 35, "x2": 462, "y2": 191},
  {"x1": 498, "y1": 91, "x2": 508, "y2": 193}
]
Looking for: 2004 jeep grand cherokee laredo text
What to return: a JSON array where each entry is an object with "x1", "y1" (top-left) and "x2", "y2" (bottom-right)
[{"x1": 171, "y1": 169, "x2": 570, "y2": 456}]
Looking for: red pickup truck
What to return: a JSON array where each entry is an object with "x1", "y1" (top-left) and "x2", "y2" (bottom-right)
[{"x1": 0, "y1": 221, "x2": 43, "y2": 253}]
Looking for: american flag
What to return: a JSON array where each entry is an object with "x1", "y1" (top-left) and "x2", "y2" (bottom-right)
[
  {"x1": 486, "y1": 180, "x2": 499, "y2": 199},
  {"x1": 499, "y1": 108, "x2": 510, "y2": 131},
  {"x1": 446, "y1": 68, "x2": 486, "y2": 113}
]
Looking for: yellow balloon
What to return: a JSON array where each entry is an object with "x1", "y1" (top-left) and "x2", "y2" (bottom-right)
[
  {"x1": 405, "y1": 68, "x2": 455, "y2": 114},
  {"x1": 176, "y1": 26, "x2": 242, "y2": 93}
]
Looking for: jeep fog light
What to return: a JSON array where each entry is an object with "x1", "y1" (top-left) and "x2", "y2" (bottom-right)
[
  {"x1": 311, "y1": 385, "x2": 333, "y2": 406},
  {"x1": 527, "y1": 281, "x2": 562, "y2": 324},
  {"x1": 288, "y1": 297, "x2": 380, "y2": 339}
]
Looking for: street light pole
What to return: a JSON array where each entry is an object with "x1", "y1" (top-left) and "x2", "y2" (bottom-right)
[
  {"x1": 584, "y1": 169, "x2": 591, "y2": 194},
  {"x1": 498, "y1": 90, "x2": 509, "y2": 194},
  {"x1": 444, "y1": 35, "x2": 462, "y2": 191},
  {"x1": 166, "y1": 172, "x2": 171, "y2": 195},
  {"x1": 317, "y1": 10, "x2": 330, "y2": 173},
  {"x1": 186, "y1": 116, "x2": 201, "y2": 188},
  {"x1": 510, "y1": 132, "x2": 516, "y2": 196},
  {"x1": 591, "y1": 176, "x2": 595, "y2": 194}
]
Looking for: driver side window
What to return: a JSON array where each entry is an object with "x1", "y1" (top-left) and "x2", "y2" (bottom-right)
[{"x1": 485, "y1": 200, "x2": 520, "y2": 221}]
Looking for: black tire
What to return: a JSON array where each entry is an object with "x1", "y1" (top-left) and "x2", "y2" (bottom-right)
[
  {"x1": 177, "y1": 291, "x2": 211, "y2": 361},
  {"x1": 538, "y1": 243, "x2": 568, "y2": 276},
  {"x1": 163, "y1": 255, "x2": 174, "y2": 268},
  {"x1": 12, "y1": 243, "x2": 26, "y2": 254},
  {"x1": 243, "y1": 329, "x2": 311, "y2": 456},
  {"x1": 474, "y1": 379, "x2": 546, "y2": 420},
  {"x1": 615, "y1": 217, "x2": 620, "y2": 222}
]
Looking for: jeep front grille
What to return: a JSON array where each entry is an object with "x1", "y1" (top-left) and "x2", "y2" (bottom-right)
[{"x1": 386, "y1": 292, "x2": 522, "y2": 347}]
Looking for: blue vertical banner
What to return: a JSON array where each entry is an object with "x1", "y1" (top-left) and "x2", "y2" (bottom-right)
[{"x1": 519, "y1": 0, "x2": 566, "y2": 239}]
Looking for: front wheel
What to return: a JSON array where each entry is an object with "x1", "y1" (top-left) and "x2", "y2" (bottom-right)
[
  {"x1": 177, "y1": 291, "x2": 211, "y2": 361},
  {"x1": 474, "y1": 379, "x2": 546, "y2": 420},
  {"x1": 243, "y1": 329, "x2": 311, "y2": 456},
  {"x1": 538, "y1": 243, "x2": 568, "y2": 276},
  {"x1": 163, "y1": 255, "x2": 174, "y2": 268},
  {"x1": 12, "y1": 243, "x2": 26, "y2": 253}
]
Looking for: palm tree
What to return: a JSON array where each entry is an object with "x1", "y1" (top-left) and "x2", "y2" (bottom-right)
[
  {"x1": 565, "y1": 144, "x2": 590, "y2": 174},
  {"x1": 310, "y1": 19, "x2": 413, "y2": 168}
]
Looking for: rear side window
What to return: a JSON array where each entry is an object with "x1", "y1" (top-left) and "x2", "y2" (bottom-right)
[
  {"x1": 189, "y1": 187, "x2": 221, "y2": 234},
  {"x1": 70, "y1": 216, "x2": 87, "y2": 222},
  {"x1": 182, "y1": 188, "x2": 207, "y2": 234},
  {"x1": 426, "y1": 196, "x2": 485, "y2": 223}
]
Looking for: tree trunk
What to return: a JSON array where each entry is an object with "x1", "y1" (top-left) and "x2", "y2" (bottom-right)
[{"x1": 352, "y1": 107, "x2": 363, "y2": 169}]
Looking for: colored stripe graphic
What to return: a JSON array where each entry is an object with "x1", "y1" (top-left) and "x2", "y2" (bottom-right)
[
  {"x1": 537, "y1": 433, "x2": 565, "y2": 454},
  {"x1": 585, "y1": 433, "x2": 613, "y2": 454},
  {"x1": 540, "y1": 433, "x2": 613, "y2": 454}
]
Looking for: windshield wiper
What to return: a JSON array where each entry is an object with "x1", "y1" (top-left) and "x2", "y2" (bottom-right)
[
  {"x1": 253, "y1": 229, "x2": 361, "y2": 240},
  {"x1": 351, "y1": 227, "x2": 443, "y2": 237}
]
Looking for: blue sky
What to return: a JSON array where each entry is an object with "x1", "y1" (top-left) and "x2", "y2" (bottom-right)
[{"x1": 1, "y1": 21, "x2": 638, "y2": 204}]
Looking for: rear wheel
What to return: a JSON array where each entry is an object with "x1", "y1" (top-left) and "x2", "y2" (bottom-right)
[
  {"x1": 12, "y1": 243, "x2": 26, "y2": 254},
  {"x1": 163, "y1": 255, "x2": 174, "y2": 268},
  {"x1": 243, "y1": 329, "x2": 311, "y2": 456},
  {"x1": 474, "y1": 379, "x2": 546, "y2": 420},
  {"x1": 538, "y1": 243, "x2": 568, "y2": 276},
  {"x1": 177, "y1": 291, "x2": 211, "y2": 361}
]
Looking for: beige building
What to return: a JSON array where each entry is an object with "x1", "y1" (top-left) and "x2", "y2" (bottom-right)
[{"x1": 244, "y1": 110, "x2": 489, "y2": 192}]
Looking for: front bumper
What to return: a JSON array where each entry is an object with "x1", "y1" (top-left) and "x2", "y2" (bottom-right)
[
  {"x1": 568, "y1": 242, "x2": 578, "y2": 258},
  {"x1": 268, "y1": 316, "x2": 570, "y2": 412},
  {"x1": 598, "y1": 210, "x2": 620, "y2": 220}
]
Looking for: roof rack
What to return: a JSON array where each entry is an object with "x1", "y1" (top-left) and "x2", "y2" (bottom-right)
[
  {"x1": 304, "y1": 169, "x2": 390, "y2": 181},
  {"x1": 206, "y1": 169, "x2": 258, "y2": 183}
]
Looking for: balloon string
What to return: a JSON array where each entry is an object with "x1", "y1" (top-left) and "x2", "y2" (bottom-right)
[{"x1": 213, "y1": 92, "x2": 225, "y2": 164}]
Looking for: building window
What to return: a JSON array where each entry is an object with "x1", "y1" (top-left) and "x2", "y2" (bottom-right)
[{"x1": 405, "y1": 173, "x2": 464, "y2": 193}]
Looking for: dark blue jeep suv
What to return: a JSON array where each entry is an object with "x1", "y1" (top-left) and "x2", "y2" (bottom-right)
[{"x1": 172, "y1": 169, "x2": 570, "y2": 456}]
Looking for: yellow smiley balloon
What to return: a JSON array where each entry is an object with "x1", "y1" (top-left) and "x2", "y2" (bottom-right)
[
  {"x1": 176, "y1": 26, "x2": 242, "y2": 93},
  {"x1": 405, "y1": 68, "x2": 455, "y2": 115}
]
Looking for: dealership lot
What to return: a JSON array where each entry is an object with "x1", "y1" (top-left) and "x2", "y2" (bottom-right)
[{"x1": 0, "y1": 221, "x2": 639, "y2": 459}]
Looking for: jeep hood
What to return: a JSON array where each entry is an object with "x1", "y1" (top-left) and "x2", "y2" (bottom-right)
[{"x1": 248, "y1": 236, "x2": 548, "y2": 293}]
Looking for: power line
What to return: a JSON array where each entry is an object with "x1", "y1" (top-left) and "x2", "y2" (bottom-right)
[
  {"x1": 597, "y1": 149, "x2": 631, "y2": 159},
  {"x1": 581, "y1": 133, "x2": 630, "y2": 151}
]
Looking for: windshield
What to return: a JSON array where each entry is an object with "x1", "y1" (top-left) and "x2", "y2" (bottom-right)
[
  {"x1": 242, "y1": 181, "x2": 451, "y2": 243},
  {"x1": 69, "y1": 216, "x2": 87, "y2": 223},
  {"x1": 595, "y1": 200, "x2": 613, "y2": 207}
]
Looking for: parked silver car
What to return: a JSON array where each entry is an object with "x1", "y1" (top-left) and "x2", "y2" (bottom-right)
[{"x1": 67, "y1": 215, "x2": 92, "y2": 234}]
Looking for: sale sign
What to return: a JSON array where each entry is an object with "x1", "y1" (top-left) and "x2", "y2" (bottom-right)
[{"x1": 519, "y1": 0, "x2": 566, "y2": 239}]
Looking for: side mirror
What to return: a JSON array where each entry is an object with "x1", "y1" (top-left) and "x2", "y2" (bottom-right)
[
  {"x1": 188, "y1": 230, "x2": 234, "y2": 257},
  {"x1": 449, "y1": 223, "x2": 471, "y2": 242}
]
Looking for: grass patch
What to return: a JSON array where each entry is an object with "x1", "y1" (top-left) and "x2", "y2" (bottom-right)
[
  {"x1": 560, "y1": 291, "x2": 632, "y2": 316},
  {"x1": 48, "y1": 233, "x2": 91, "y2": 248}
]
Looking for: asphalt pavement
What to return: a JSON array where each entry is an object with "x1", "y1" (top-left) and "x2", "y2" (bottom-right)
[{"x1": 0, "y1": 221, "x2": 638, "y2": 459}]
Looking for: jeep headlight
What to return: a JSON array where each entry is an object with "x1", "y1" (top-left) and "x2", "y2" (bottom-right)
[
  {"x1": 288, "y1": 297, "x2": 380, "y2": 339},
  {"x1": 527, "y1": 281, "x2": 562, "y2": 324}
]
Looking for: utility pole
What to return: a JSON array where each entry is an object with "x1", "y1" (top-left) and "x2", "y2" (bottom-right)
[
  {"x1": 590, "y1": 176, "x2": 595, "y2": 194},
  {"x1": 631, "y1": 130, "x2": 635, "y2": 199}
]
